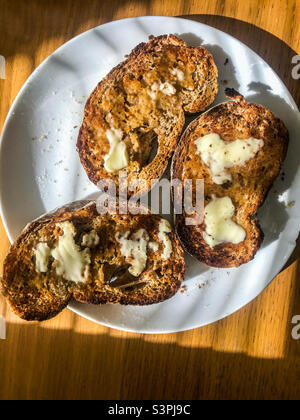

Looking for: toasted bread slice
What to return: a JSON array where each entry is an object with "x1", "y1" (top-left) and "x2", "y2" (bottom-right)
[
  {"x1": 172, "y1": 89, "x2": 289, "y2": 268},
  {"x1": 77, "y1": 34, "x2": 218, "y2": 196},
  {"x1": 1, "y1": 201, "x2": 185, "y2": 321}
]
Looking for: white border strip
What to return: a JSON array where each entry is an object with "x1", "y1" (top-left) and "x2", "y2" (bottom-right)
[
  {"x1": 0, "y1": 315, "x2": 6, "y2": 339},
  {"x1": 0, "y1": 55, "x2": 5, "y2": 79}
]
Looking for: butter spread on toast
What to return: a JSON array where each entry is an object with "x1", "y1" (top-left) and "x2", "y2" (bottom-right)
[
  {"x1": 148, "y1": 81, "x2": 177, "y2": 100},
  {"x1": 116, "y1": 229, "x2": 151, "y2": 277},
  {"x1": 104, "y1": 128, "x2": 128, "y2": 173},
  {"x1": 51, "y1": 222, "x2": 91, "y2": 283},
  {"x1": 159, "y1": 81, "x2": 176, "y2": 96},
  {"x1": 34, "y1": 221, "x2": 92, "y2": 283},
  {"x1": 203, "y1": 197, "x2": 246, "y2": 248},
  {"x1": 195, "y1": 133, "x2": 264, "y2": 185},
  {"x1": 171, "y1": 68, "x2": 185, "y2": 81},
  {"x1": 35, "y1": 243, "x2": 51, "y2": 273},
  {"x1": 81, "y1": 230, "x2": 100, "y2": 248},
  {"x1": 158, "y1": 220, "x2": 173, "y2": 259}
]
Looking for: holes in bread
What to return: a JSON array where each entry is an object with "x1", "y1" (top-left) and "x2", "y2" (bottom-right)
[
  {"x1": 131, "y1": 129, "x2": 158, "y2": 169},
  {"x1": 103, "y1": 263, "x2": 145, "y2": 289},
  {"x1": 155, "y1": 268, "x2": 163, "y2": 277},
  {"x1": 146, "y1": 133, "x2": 159, "y2": 166},
  {"x1": 122, "y1": 282, "x2": 147, "y2": 292},
  {"x1": 221, "y1": 181, "x2": 233, "y2": 190}
]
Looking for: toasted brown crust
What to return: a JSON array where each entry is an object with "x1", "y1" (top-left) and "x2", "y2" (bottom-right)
[
  {"x1": 77, "y1": 34, "x2": 218, "y2": 196},
  {"x1": 1, "y1": 201, "x2": 185, "y2": 321},
  {"x1": 172, "y1": 90, "x2": 289, "y2": 268}
]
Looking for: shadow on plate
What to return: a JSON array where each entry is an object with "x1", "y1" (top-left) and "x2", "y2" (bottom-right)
[
  {"x1": 181, "y1": 15, "x2": 300, "y2": 108},
  {"x1": 246, "y1": 82, "x2": 300, "y2": 248},
  {"x1": 178, "y1": 31, "x2": 240, "y2": 104}
]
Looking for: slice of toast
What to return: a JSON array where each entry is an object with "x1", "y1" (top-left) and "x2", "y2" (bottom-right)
[
  {"x1": 172, "y1": 89, "x2": 289, "y2": 268},
  {"x1": 77, "y1": 34, "x2": 218, "y2": 196},
  {"x1": 1, "y1": 201, "x2": 185, "y2": 321}
]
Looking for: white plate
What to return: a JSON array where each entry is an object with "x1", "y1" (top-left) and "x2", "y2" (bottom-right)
[{"x1": 1, "y1": 16, "x2": 300, "y2": 334}]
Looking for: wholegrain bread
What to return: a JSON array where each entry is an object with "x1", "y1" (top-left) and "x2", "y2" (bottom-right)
[
  {"x1": 1, "y1": 201, "x2": 185, "y2": 321},
  {"x1": 77, "y1": 34, "x2": 218, "y2": 196},
  {"x1": 172, "y1": 89, "x2": 289, "y2": 268}
]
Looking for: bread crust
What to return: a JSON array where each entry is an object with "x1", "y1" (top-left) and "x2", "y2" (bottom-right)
[
  {"x1": 77, "y1": 34, "x2": 218, "y2": 196},
  {"x1": 172, "y1": 89, "x2": 289, "y2": 268},
  {"x1": 1, "y1": 201, "x2": 185, "y2": 321}
]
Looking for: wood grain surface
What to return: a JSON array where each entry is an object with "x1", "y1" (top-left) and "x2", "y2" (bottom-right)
[{"x1": 0, "y1": 0, "x2": 300, "y2": 400}]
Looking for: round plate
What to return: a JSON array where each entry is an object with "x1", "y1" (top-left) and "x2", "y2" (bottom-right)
[{"x1": 1, "y1": 16, "x2": 300, "y2": 333}]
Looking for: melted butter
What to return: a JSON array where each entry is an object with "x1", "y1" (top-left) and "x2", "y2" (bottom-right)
[
  {"x1": 158, "y1": 219, "x2": 173, "y2": 259},
  {"x1": 147, "y1": 83, "x2": 159, "y2": 100},
  {"x1": 51, "y1": 222, "x2": 91, "y2": 283},
  {"x1": 116, "y1": 229, "x2": 150, "y2": 277},
  {"x1": 195, "y1": 133, "x2": 264, "y2": 185},
  {"x1": 148, "y1": 81, "x2": 177, "y2": 100},
  {"x1": 203, "y1": 197, "x2": 246, "y2": 248},
  {"x1": 35, "y1": 243, "x2": 51, "y2": 273},
  {"x1": 149, "y1": 242, "x2": 159, "y2": 252},
  {"x1": 116, "y1": 229, "x2": 159, "y2": 277},
  {"x1": 159, "y1": 82, "x2": 176, "y2": 96},
  {"x1": 171, "y1": 68, "x2": 185, "y2": 82},
  {"x1": 82, "y1": 230, "x2": 100, "y2": 248},
  {"x1": 34, "y1": 223, "x2": 101, "y2": 283},
  {"x1": 104, "y1": 128, "x2": 128, "y2": 173}
]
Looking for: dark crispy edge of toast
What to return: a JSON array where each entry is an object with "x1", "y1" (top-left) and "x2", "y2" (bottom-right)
[{"x1": 171, "y1": 89, "x2": 289, "y2": 268}]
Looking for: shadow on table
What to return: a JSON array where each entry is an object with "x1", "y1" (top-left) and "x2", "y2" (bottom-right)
[
  {"x1": 2, "y1": 8, "x2": 299, "y2": 109},
  {"x1": 1, "y1": 260, "x2": 299, "y2": 401},
  {"x1": 0, "y1": 312, "x2": 299, "y2": 400}
]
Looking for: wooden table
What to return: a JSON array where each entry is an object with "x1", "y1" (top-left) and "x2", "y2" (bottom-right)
[{"x1": 0, "y1": 0, "x2": 299, "y2": 400}]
